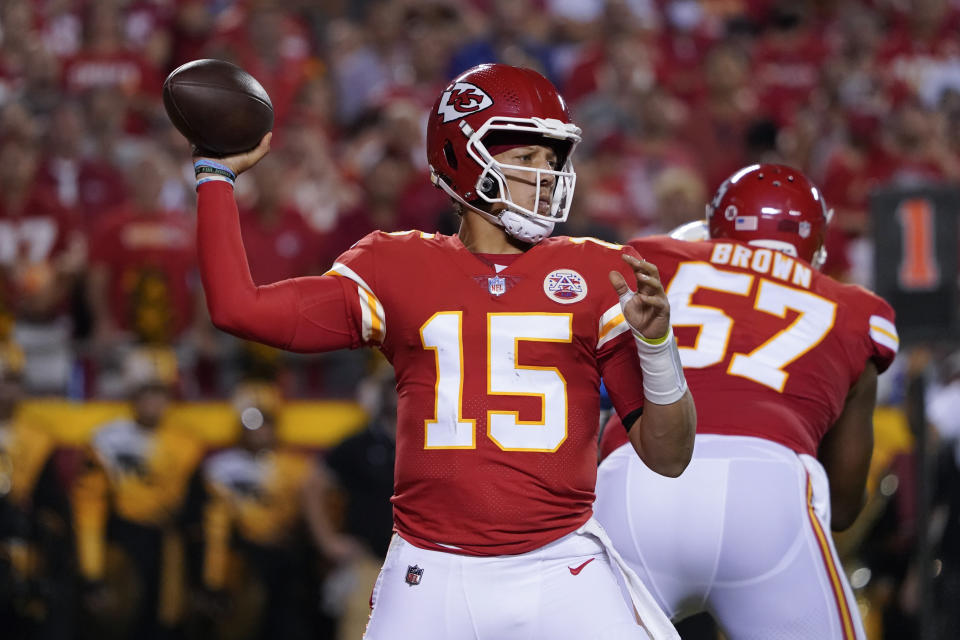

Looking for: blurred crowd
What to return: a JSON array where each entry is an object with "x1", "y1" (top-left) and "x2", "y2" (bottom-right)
[
  {"x1": 1, "y1": 0, "x2": 960, "y2": 638},
  {"x1": 2, "y1": 0, "x2": 960, "y2": 396}
]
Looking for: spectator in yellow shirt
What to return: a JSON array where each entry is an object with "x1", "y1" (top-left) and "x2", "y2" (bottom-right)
[{"x1": 72, "y1": 347, "x2": 204, "y2": 640}]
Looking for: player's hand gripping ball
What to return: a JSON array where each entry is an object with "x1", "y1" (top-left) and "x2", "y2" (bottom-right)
[{"x1": 162, "y1": 59, "x2": 273, "y2": 157}]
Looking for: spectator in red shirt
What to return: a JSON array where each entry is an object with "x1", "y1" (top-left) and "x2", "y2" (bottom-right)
[
  {"x1": 36, "y1": 101, "x2": 128, "y2": 231},
  {"x1": 61, "y1": 2, "x2": 160, "y2": 135},
  {"x1": 682, "y1": 42, "x2": 760, "y2": 189},
  {"x1": 751, "y1": 4, "x2": 829, "y2": 126},
  {"x1": 0, "y1": 137, "x2": 84, "y2": 394},
  {"x1": 879, "y1": 0, "x2": 960, "y2": 104},
  {"x1": 237, "y1": 153, "x2": 325, "y2": 287},
  {"x1": 208, "y1": 3, "x2": 316, "y2": 128},
  {"x1": 86, "y1": 151, "x2": 198, "y2": 396}
]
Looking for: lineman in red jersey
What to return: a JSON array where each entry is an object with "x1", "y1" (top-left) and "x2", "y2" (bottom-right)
[
  {"x1": 192, "y1": 63, "x2": 695, "y2": 639},
  {"x1": 595, "y1": 164, "x2": 899, "y2": 640}
]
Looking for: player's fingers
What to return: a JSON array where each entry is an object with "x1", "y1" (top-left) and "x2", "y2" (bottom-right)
[
  {"x1": 636, "y1": 272, "x2": 665, "y2": 297},
  {"x1": 637, "y1": 293, "x2": 668, "y2": 312},
  {"x1": 621, "y1": 253, "x2": 644, "y2": 270},
  {"x1": 623, "y1": 254, "x2": 661, "y2": 282},
  {"x1": 244, "y1": 132, "x2": 272, "y2": 164},
  {"x1": 608, "y1": 271, "x2": 631, "y2": 298},
  {"x1": 631, "y1": 261, "x2": 664, "y2": 296},
  {"x1": 632, "y1": 257, "x2": 661, "y2": 281},
  {"x1": 257, "y1": 131, "x2": 273, "y2": 153}
]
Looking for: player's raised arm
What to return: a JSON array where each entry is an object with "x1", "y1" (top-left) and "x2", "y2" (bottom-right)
[
  {"x1": 194, "y1": 134, "x2": 356, "y2": 353},
  {"x1": 610, "y1": 253, "x2": 696, "y2": 477}
]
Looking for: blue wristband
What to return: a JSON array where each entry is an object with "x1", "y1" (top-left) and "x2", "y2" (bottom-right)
[{"x1": 193, "y1": 159, "x2": 236, "y2": 180}]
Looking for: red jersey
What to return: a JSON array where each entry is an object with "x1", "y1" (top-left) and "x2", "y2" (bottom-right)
[
  {"x1": 196, "y1": 181, "x2": 647, "y2": 555},
  {"x1": 238, "y1": 206, "x2": 324, "y2": 285},
  {"x1": 600, "y1": 236, "x2": 898, "y2": 461},
  {"x1": 89, "y1": 208, "x2": 197, "y2": 342},
  {"x1": 0, "y1": 189, "x2": 76, "y2": 268}
]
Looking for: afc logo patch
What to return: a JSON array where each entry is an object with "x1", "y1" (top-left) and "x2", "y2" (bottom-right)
[
  {"x1": 437, "y1": 82, "x2": 493, "y2": 123},
  {"x1": 405, "y1": 564, "x2": 424, "y2": 586},
  {"x1": 543, "y1": 269, "x2": 588, "y2": 304}
]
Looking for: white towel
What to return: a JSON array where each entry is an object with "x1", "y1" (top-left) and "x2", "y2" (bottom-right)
[{"x1": 577, "y1": 518, "x2": 680, "y2": 640}]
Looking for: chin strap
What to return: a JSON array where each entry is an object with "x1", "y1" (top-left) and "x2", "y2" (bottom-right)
[{"x1": 434, "y1": 175, "x2": 554, "y2": 244}]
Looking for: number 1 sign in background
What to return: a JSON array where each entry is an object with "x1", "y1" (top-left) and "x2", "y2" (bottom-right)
[{"x1": 871, "y1": 186, "x2": 960, "y2": 344}]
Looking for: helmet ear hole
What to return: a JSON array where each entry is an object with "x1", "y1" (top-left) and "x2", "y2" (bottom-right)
[
  {"x1": 443, "y1": 140, "x2": 458, "y2": 169},
  {"x1": 479, "y1": 176, "x2": 498, "y2": 198}
]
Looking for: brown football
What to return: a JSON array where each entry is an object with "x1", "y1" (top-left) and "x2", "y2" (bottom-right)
[{"x1": 162, "y1": 59, "x2": 273, "y2": 157}]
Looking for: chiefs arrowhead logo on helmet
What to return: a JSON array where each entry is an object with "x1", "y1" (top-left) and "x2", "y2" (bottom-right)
[
  {"x1": 437, "y1": 82, "x2": 493, "y2": 123},
  {"x1": 426, "y1": 64, "x2": 581, "y2": 245}
]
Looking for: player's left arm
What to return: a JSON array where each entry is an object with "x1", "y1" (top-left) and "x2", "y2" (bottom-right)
[
  {"x1": 818, "y1": 359, "x2": 878, "y2": 531},
  {"x1": 609, "y1": 252, "x2": 696, "y2": 477}
]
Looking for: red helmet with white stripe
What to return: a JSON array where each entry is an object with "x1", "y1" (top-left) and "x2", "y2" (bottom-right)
[
  {"x1": 706, "y1": 164, "x2": 833, "y2": 269},
  {"x1": 426, "y1": 63, "x2": 582, "y2": 243}
]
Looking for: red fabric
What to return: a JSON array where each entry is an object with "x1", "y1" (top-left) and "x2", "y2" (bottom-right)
[
  {"x1": 654, "y1": 29, "x2": 715, "y2": 106},
  {"x1": 238, "y1": 206, "x2": 324, "y2": 285},
  {"x1": 197, "y1": 182, "x2": 356, "y2": 352},
  {"x1": 61, "y1": 50, "x2": 159, "y2": 96},
  {"x1": 331, "y1": 230, "x2": 645, "y2": 556},
  {"x1": 0, "y1": 188, "x2": 76, "y2": 268},
  {"x1": 36, "y1": 157, "x2": 129, "y2": 228},
  {"x1": 89, "y1": 208, "x2": 197, "y2": 340},
  {"x1": 679, "y1": 94, "x2": 759, "y2": 191},
  {"x1": 751, "y1": 31, "x2": 829, "y2": 125},
  {"x1": 197, "y1": 181, "x2": 647, "y2": 555},
  {"x1": 473, "y1": 253, "x2": 521, "y2": 268},
  {"x1": 60, "y1": 50, "x2": 160, "y2": 134},
  {"x1": 0, "y1": 187, "x2": 77, "y2": 319},
  {"x1": 878, "y1": 15, "x2": 960, "y2": 90},
  {"x1": 619, "y1": 235, "x2": 897, "y2": 459}
]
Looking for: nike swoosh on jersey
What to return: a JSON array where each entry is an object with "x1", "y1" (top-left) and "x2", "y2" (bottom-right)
[{"x1": 568, "y1": 558, "x2": 595, "y2": 575}]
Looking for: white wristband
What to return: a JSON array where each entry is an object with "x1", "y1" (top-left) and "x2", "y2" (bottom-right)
[{"x1": 632, "y1": 329, "x2": 688, "y2": 405}]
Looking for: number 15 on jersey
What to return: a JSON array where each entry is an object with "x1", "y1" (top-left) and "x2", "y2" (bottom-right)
[{"x1": 420, "y1": 312, "x2": 572, "y2": 452}]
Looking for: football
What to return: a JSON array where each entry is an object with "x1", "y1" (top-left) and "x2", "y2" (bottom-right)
[{"x1": 162, "y1": 59, "x2": 273, "y2": 157}]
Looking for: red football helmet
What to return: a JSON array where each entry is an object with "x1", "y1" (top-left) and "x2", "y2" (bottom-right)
[
  {"x1": 426, "y1": 63, "x2": 582, "y2": 243},
  {"x1": 706, "y1": 164, "x2": 833, "y2": 268}
]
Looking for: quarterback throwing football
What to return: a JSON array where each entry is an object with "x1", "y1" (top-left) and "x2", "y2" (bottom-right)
[{"x1": 194, "y1": 64, "x2": 695, "y2": 639}]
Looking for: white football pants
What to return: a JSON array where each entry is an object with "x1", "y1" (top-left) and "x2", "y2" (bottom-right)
[
  {"x1": 595, "y1": 435, "x2": 866, "y2": 640},
  {"x1": 363, "y1": 518, "x2": 674, "y2": 640}
]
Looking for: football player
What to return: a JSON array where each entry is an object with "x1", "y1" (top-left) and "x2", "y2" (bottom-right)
[
  {"x1": 594, "y1": 164, "x2": 899, "y2": 639},
  {"x1": 193, "y1": 63, "x2": 695, "y2": 639}
]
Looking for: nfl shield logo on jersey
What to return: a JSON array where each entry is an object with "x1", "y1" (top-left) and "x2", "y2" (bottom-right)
[
  {"x1": 543, "y1": 269, "x2": 588, "y2": 304},
  {"x1": 488, "y1": 276, "x2": 506, "y2": 296},
  {"x1": 405, "y1": 565, "x2": 424, "y2": 586}
]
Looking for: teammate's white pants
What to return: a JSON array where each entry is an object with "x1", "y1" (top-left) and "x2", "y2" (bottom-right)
[
  {"x1": 363, "y1": 518, "x2": 673, "y2": 640},
  {"x1": 594, "y1": 435, "x2": 866, "y2": 640}
]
